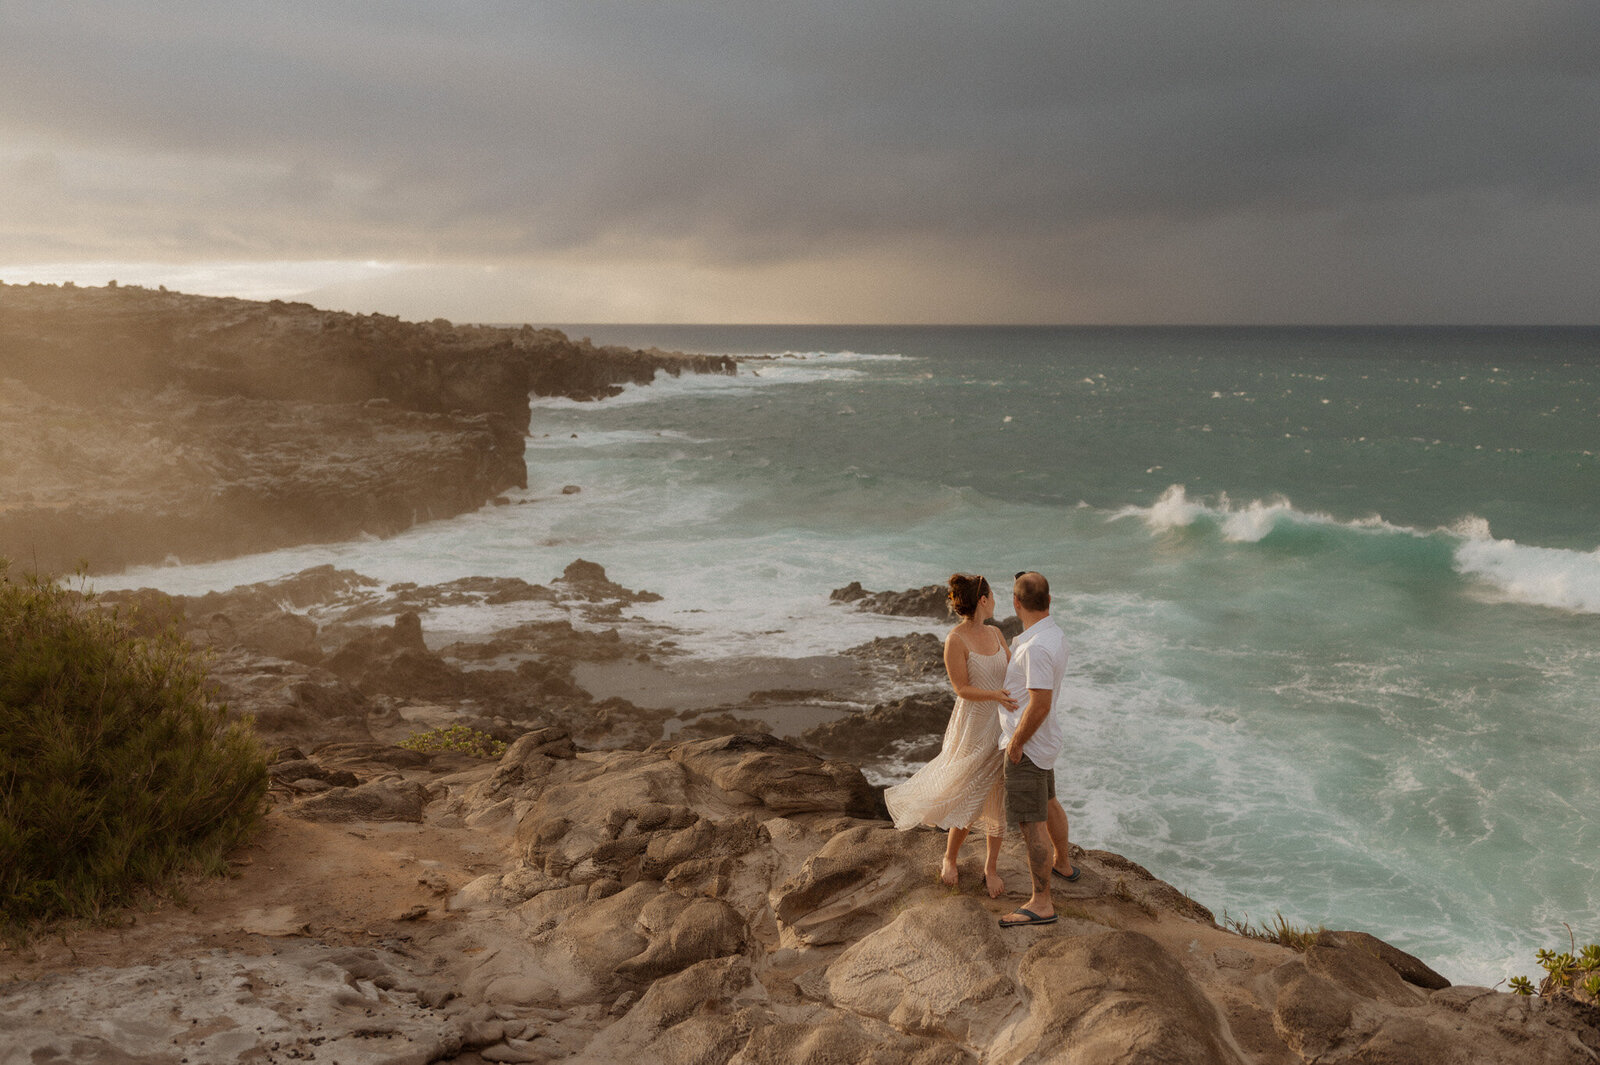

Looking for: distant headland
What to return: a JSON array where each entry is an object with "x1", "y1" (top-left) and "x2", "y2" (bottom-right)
[{"x1": 0, "y1": 281, "x2": 734, "y2": 574}]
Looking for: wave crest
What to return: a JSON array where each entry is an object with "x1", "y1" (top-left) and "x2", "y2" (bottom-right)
[
  {"x1": 1123, "y1": 485, "x2": 1380, "y2": 543},
  {"x1": 1455, "y1": 537, "x2": 1600, "y2": 615},
  {"x1": 1120, "y1": 486, "x2": 1600, "y2": 615}
]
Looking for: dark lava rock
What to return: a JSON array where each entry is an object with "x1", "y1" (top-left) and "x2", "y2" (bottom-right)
[
  {"x1": 553, "y1": 559, "x2": 663, "y2": 605},
  {"x1": 843, "y1": 633, "x2": 947, "y2": 681},
  {"x1": 798, "y1": 692, "x2": 955, "y2": 764},
  {"x1": 323, "y1": 612, "x2": 467, "y2": 699},
  {"x1": 830, "y1": 583, "x2": 950, "y2": 619}
]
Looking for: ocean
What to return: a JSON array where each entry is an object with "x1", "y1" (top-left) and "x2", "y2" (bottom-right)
[{"x1": 94, "y1": 324, "x2": 1599, "y2": 987}]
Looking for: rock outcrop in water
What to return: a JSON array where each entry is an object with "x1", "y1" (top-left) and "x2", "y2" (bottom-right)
[
  {"x1": 831, "y1": 580, "x2": 952, "y2": 619},
  {"x1": 0, "y1": 281, "x2": 735, "y2": 573}
]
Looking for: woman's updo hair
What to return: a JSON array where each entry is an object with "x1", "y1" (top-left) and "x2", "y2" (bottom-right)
[{"x1": 947, "y1": 574, "x2": 991, "y2": 618}]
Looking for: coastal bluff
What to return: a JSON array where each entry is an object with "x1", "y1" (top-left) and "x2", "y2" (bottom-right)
[
  {"x1": 3, "y1": 567, "x2": 1596, "y2": 1063},
  {"x1": 0, "y1": 281, "x2": 734, "y2": 573},
  {"x1": 5, "y1": 733, "x2": 1595, "y2": 1064}
]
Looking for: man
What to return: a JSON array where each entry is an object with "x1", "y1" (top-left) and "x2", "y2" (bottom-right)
[{"x1": 996, "y1": 570, "x2": 1076, "y2": 927}]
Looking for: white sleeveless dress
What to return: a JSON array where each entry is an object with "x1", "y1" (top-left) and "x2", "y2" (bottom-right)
[{"x1": 884, "y1": 648, "x2": 1007, "y2": 837}]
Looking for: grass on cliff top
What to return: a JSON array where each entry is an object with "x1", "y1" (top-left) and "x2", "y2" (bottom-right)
[
  {"x1": 1221, "y1": 910, "x2": 1325, "y2": 953},
  {"x1": 0, "y1": 563, "x2": 269, "y2": 936}
]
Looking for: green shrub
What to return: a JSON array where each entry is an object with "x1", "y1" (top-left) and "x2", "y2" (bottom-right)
[
  {"x1": 398, "y1": 724, "x2": 507, "y2": 758},
  {"x1": 0, "y1": 564, "x2": 269, "y2": 932}
]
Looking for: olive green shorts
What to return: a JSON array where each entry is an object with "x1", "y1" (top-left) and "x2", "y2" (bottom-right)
[{"x1": 1004, "y1": 754, "x2": 1056, "y2": 824}]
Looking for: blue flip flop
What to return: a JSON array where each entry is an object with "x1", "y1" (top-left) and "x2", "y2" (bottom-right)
[
  {"x1": 998, "y1": 907, "x2": 1058, "y2": 927},
  {"x1": 1053, "y1": 864, "x2": 1081, "y2": 882}
]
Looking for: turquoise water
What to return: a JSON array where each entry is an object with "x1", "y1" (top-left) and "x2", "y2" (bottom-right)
[{"x1": 101, "y1": 325, "x2": 1600, "y2": 985}]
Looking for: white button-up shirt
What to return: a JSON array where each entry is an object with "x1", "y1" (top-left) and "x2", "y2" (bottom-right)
[{"x1": 999, "y1": 615, "x2": 1069, "y2": 768}]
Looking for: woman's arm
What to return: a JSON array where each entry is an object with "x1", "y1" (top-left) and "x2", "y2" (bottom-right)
[{"x1": 944, "y1": 630, "x2": 1017, "y2": 707}]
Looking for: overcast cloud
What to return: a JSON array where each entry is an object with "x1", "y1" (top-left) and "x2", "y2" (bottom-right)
[{"x1": 3, "y1": 1, "x2": 1598, "y2": 323}]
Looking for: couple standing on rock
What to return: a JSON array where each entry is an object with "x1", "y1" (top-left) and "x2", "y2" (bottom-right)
[{"x1": 884, "y1": 570, "x2": 1076, "y2": 928}]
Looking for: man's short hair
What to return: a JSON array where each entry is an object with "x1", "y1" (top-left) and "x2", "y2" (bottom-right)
[{"x1": 1013, "y1": 571, "x2": 1050, "y2": 613}]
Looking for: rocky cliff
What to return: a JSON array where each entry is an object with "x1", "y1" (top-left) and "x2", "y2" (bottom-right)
[
  {"x1": 3, "y1": 568, "x2": 1592, "y2": 1064},
  {"x1": 0, "y1": 281, "x2": 735, "y2": 573}
]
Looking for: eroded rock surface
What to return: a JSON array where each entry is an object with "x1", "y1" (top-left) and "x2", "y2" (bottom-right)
[
  {"x1": 95, "y1": 561, "x2": 672, "y2": 753},
  {"x1": 5, "y1": 721, "x2": 1597, "y2": 1065},
  {"x1": 5, "y1": 563, "x2": 1596, "y2": 1063}
]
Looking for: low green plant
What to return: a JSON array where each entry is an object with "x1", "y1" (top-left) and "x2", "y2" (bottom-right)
[
  {"x1": 1509, "y1": 931, "x2": 1600, "y2": 1004},
  {"x1": 398, "y1": 724, "x2": 507, "y2": 758},
  {"x1": 0, "y1": 564, "x2": 269, "y2": 934}
]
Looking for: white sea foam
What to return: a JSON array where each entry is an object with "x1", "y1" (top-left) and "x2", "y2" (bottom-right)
[
  {"x1": 1123, "y1": 483, "x2": 1207, "y2": 527},
  {"x1": 1115, "y1": 487, "x2": 1600, "y2": 616},
  {"x1": 1219, "y1": 497, "x2": 1300, "y2": 542},
  {"x1": 739, "y1": 349, "x2": 910, "y2": 363},
  {"x1": 1453, "y1": 531, "x2": 1600, "y2": 614},
  {"x1": 1118, "y1": 484, "x2": 1399, "y2": 542},
  {"x1": 527, "y1": 371, "x2": 751, "y2": 409},
  {"x1": 526, "y1": 350, "x2": 904, "y2": 411},
  {"x1": 525, "y1": 428, "x2": 701, "y2": 449}
]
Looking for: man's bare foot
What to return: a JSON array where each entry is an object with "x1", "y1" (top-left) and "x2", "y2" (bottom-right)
[
  {"x1": 984, "y1": 868, "x2": 1005, "y2": 898},
  {"x1": 940, "y1": 856, "x2": 959, "y2": 887}
]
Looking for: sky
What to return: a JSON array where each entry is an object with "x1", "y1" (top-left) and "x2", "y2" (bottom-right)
[{"x1": 2, "y1": 2, "x2": 1598, "y2": 325}]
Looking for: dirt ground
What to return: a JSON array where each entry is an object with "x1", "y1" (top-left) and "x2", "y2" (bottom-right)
[{"x1": 0, "y1": 808, "x2": 508, "y2": 979}]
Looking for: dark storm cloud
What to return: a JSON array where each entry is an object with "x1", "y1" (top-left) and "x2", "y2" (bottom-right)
[{"x1": 3, "y1": 1, "x2": 1598, "y2": 320}]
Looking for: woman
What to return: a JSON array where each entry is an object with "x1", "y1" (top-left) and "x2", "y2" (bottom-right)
[{"x1": 884, "y1": 573, "x2": 1017, "y2": 897}]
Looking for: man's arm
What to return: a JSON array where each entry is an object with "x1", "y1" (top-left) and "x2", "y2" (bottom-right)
[{"x1": 1005, "y1": 688, "x2": 1053, "y2": 763}]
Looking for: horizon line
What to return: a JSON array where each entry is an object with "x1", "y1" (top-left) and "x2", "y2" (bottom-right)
[{"x1": 6, "y1": 280, "x2": 1597, "y2": 331}]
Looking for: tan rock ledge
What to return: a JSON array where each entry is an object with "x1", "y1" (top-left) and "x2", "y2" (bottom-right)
[{"x1": 4, "y1": 729, "x2": 1596, "y2": 1064}]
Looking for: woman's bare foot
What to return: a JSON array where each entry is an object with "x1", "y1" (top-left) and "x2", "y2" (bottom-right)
[
  {"x1": 940, "y1": 856, "x2": 960, "y2": 887},
  {"x1": 984, "y1": 868, "x2": 1005, "y2": 898}
]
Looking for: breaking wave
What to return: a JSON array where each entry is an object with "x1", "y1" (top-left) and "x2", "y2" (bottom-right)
[{"x1": 1119, "y1": 485, "x2": 1600, "y2": 615}]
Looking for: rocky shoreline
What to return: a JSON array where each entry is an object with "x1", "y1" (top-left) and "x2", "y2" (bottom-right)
[
  {"x1": 4, "y1": 286, "x2": 1597, "y2": 1062},
  {"x1": 3, "y1": 565, "x2": 1597, "y2": 1063},
  {"x1": 0, "y1": 281, "x2": 735, "y2": 574}
]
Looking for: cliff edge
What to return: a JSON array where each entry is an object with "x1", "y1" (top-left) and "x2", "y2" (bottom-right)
[{"x1": 3, "y1": 566, "x2": 1595, "y2": 1063}]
